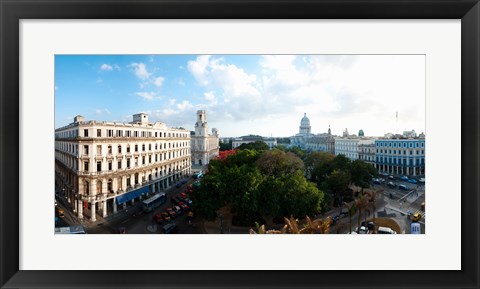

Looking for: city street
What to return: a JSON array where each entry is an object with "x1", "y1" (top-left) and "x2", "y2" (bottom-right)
[{"x1": 56, "y1": 176, "x2": 205, "y2": 234}]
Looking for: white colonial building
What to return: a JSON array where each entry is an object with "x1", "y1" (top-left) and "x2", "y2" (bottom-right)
[
  {"x1": 191, "y1": 110, "x2": 220, "y2": 166},
  {"x1": 54, "y1": 113, "x2": 192, "y2": 222},
  {"x1": 335, "y1": 137, "x2": 375, "y2": 161},
  {"x1": 232, "y1": 135, "x2": 277, "y2": 149},
  {"x1": 290, "y1": 113, "x2": 335, "y2": 154}
]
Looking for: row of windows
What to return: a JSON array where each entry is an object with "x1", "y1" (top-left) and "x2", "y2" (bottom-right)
[
  {"x1": 81, "y1": 128, "x2": 189, "y2": 139},
  {"x1": 375, "y1": 156, "x2": 425, "y2": 166},
  {"x1": 82, "y1": 153, "x2": 190, "y2": 172},
  {"x1": 82, "y1": 142, "x2": 189, "y2": 155},
  {"x1": 377, "y1": 149, "x2": 424, "y2": 155},
  {"x1": 376, "y1": 141, "x2": 425, "y2": 148}
]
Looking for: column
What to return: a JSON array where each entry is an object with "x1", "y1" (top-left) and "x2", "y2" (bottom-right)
[
  {"x1": 113, "y1": 195, "x2": 117, "y2": 214},
  {"x1": 90, "y1": 181, "x2": 97, "y2": 222},
  {"x1": 91, "y1": 201, "x2": 96, "y2": 222},
  {"x1": 103, "y1": 199, "x2": 108, "y2": 218},
  {"x1": 102, "y1": 179, "x2": 108, "y2": 218},
  {"x1": 77, "y1": 198, "x2": 83, "y2": 220}
]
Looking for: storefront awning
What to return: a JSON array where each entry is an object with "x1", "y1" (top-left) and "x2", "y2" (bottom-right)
[{"x1": 116, "y1": 186, "x2": 149, "y2": 205}]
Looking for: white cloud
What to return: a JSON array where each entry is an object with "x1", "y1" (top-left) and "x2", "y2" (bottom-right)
[
  {"x1": 94, "y1": 108, "x2": 111, "y2": 116},
  {"x1": 204, "y1": 91, "x2": 217, "y2": 105},
  {"x1": 131, "y1": 62, "x2": 152, "y2": 80},
  {"x1": 135, "y1": 91, "x2": 158, "y2": 100},
  {"x1": 153, "y1": 76, "x2": 165, "y2": 87},
  {"x1": 177, "y1": 100, "x2": 194, "y2": 110},
  {"x1": 100, "y1": 64, "x2": 113, "y2": 71}
]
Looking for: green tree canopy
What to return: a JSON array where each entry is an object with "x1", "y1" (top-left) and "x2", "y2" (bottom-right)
[{"x1": 238, "y1": 141, "x2": 269, "y2": 151}]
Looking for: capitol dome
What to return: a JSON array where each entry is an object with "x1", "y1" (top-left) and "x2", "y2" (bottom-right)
[
  {"x1": 299, "y1": 113, "x2": 312, "y2": 136},
  {"x1": 300, "y1": 113, "x2": 310, "y2": 127}
]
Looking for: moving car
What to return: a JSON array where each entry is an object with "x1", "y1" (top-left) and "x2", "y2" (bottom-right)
[
  {"x1": 399, "y1": 184, "x2": 409, "y2": 191},
  {"x1": 412, "y1": 212, "x2": 422, "y2": 222},
  {"x1": 162, "y1": 223, "x2": 177, "y2": 234},
  {"x1": 377, "y1": 226, "x2": 397, "y2": 234}
]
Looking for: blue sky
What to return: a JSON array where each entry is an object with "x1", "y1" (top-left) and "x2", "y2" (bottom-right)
[{"x1": 55, "y1": 55, "x2": 425, "y2": 137}]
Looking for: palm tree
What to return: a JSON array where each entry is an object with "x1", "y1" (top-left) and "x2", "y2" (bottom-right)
[
  {"x1": 249, "y1": 215, "x2": 332, "y2": 234},
  {"x1": 356, "y1": 194, "x2": 368, "y2": 230},
  {"x1": 343, "y1": 201, "x2": 356, "y2": 234},
  {"x1": 366, "y1": 189, "x2": 380, "y2": 226}
]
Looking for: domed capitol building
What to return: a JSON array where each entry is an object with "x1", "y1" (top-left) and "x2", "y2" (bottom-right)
[{"x1": 290, "y1": 113, "x2": 335, "y2": 153}]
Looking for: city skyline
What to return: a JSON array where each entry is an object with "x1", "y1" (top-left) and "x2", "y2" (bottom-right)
[{"x1": 55, "y1": 54, "x2": 426, "y2": 137}]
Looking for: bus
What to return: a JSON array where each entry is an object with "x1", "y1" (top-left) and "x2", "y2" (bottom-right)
[
  {"x1": 55, "y1": 225, "x2": 86, "y2": 234},
  {"x1": 142, "y1": 193, "x2": 167, "y2": 213}
]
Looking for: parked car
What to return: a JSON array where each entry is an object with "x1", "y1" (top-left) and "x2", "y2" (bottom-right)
[
  {"x1": 161, "y1": 212, "x2": 171, "y2": 222},
  {"x1": 178, "y1": 201, "x2": 189, "y2": 211},
  {"x1": 171, "y1": 196, "x2": 182, "y2": 205},
  {"x1": 408, "y1": 179, "x2": 418, "y2": 184},
  {"x1": 400, "y1": 176, "x2": 409, "y2": 181},
  {"x1": 173, "y1": 205, "x2": 182, "y2": 215},
  {"x1": 166, "y1": 207, "x2": 177, "y2": 218},
  {"x1": 399, "y1": 184, "x2": 409, "y2": 191},
  {"x1": 388, "y1": 175, "x2": 395, "y2": 180},
  {"x1": 181, "y1": 179, "x2": 188, "y2": 185},
  {"x1": 361, "y1": 221, "x2": 375, "y2": 230},
  {"x1": 419, "y1": 178, "x2": 425, "y2": 183},
  {"x1": 184, "y1": 198, "x2": 193, "y2": 206},
  {"x1": 153, "y1": 213, "x2": 163, "y2": 223},
  {"x1": 373, "y1": 179, "x2": 382, "y2": 185},
  {"x1": 358, "y1": 226, "x2": 369, "y2": 234},
  {"x1": 387, "y1": 182, "x2": 396, "y2": 188},
  {"x1": 175, "y1": 183, "x2": 182, "y2": 188},
  {"x1": 179, "y1": 192, "x2": 187, "y2": 199}
]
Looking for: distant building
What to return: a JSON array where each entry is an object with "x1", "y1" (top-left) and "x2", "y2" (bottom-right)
[
  {"x1": 190, "y1": 110, "x2": 220, "y2": 166},
  {"x1": 374, "y1": 138, "x2": 425, "y2": 176},
  {"x1": 403, "y1": 129, "x2": 417, "y2": 138},
  {"x1": 335, "y1": 137, "x2": 374, "y2": 160},
  {"x1": 232, "y1": 135, "x2": 277, "y2": 149},
  {"x1": 290, "y1": 113, "x2": 335, "y2": 154},
  {"x1": 358, "y1": 140, "x2": 376, "y2": 166}
]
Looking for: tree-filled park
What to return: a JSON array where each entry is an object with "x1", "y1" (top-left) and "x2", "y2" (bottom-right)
[{"x1": 189, "y1": 141, "x2": 378, "y2": 228}]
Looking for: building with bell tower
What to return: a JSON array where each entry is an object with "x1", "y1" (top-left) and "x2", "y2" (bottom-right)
[{"x1": 191, "y1": 110, "x2": 220, "y2": 166}]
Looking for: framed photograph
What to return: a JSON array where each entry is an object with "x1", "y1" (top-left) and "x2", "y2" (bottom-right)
[{"x1": 1, "y1": 0, "x2": 479, "y2": 288}]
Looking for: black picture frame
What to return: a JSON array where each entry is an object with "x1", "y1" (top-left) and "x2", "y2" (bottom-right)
[{"x1": 1, "y1": 0, "x2": 479, "y2": 288}]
